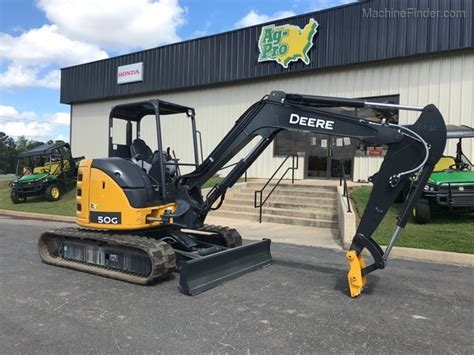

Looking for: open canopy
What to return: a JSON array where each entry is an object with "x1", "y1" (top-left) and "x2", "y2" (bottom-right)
[
  {"x1": 19, "y1": 141, "x2": 70, "y2": 158},
  {"x1": 110, "y1": 99, "x2": 193, "y2": 122},
  {"x1": 446, "y1": 125, "x2": 474, "y2": 139}
]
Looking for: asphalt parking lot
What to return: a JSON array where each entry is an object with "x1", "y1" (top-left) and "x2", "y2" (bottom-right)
[{"x1": 1, "y1": 216, "x2": 473, "y2": 354}]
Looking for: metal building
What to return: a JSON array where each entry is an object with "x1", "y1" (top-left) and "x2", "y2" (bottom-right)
[{"x1": 61, "y1": 0, "x2": 474, "y2": 181}]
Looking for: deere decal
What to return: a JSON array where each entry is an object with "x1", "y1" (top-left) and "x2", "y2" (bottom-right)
[{"x1": 258, "y1": 18, "x2": 319, "y2": 69}]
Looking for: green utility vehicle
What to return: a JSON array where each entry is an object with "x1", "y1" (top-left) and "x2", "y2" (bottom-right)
[
  {"x1": 412, "y1": 125, "x2": 474, "y2": 224},
  {"x1": 9, "y1": 141, "x2": 83, "y2": 203}
]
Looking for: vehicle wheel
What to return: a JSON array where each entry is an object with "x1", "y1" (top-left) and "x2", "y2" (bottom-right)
[
  {"x1": 412, "y1": 198, "x2": 430, "y2": 224},
  {"x1": 10, "y1": 191, "x2": 27, "y2": 204},
  {"x1": 46, "y1": 184, "x2": 61, "y2": 202}
]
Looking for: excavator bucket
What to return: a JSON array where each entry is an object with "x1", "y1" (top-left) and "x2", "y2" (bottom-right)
[
  {"x1": 346, "y1": 250, "x2": 367, "y2": 298},
  {"x1": 178, "y1": 239, "x2": 272, "y2": 295}
]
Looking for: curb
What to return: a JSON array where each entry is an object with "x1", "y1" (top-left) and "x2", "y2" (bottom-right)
[
  {"x1": 337, "y1": 192, "x2": 474, "y2": 267},
  {"x1": 1, "y1": 208, "x2": 472, "y2": 268},
  {"x1": 386, "y1": 245, "x2": 474, "y2": 267},
  {"x1": 0, "y1": 209, "x2": 75, "y2": 223},
  {"x1": 342, "y1": 242, "x2": 473, "y2": 267}
]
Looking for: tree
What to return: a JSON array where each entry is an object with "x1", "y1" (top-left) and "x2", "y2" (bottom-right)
[
  {"x1": 0, "y1": 132, "x2": 17, "y2": 174},
  {"x1": 16, "y1": 136, "x2": 29, "y2": 154},
  {"x1": 27, "y1": 140, "x2": 45, "y2": 150}
]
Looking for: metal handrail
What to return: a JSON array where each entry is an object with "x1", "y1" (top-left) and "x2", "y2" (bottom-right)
[
  {"x1": 254, "y1": 154, "x2": 298, "y2": 223},
  {"x1": 339, "y1": 160, "x2": 352, "y2": 213}
]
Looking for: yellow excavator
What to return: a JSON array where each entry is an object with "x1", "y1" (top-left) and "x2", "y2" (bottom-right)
[{"x1": 38, "y1": 91, "x2": 446, "y2": 297}]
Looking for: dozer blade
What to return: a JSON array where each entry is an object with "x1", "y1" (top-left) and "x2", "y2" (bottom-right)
[
  {"x1": 346, "y1": 250, "x2": 367, "y2": 298},
  {"x1": 179, "y1": 239, "x2": 272, "y2": 295}
]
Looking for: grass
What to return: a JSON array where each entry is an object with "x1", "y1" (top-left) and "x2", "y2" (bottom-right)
[
  {"x1": 0, "y1": 180, "x2": 77, "y2": 216},
  {"x1": 350, "y1": 186, "x2": 474, "y2": 254},
  {"x1": 0, "y1": 177, "x2": 236, "y2": 217},
  {"x1": 201, "y1": 177, "x2": 223, "y2": 189},
  {"x1": 201, "y1": 177, "x2": 243, "y2": 189}
]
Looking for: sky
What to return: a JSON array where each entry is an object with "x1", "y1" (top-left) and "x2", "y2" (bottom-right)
[{"x1": 0, "y1": 0, "x2": 352, "y2": 142}]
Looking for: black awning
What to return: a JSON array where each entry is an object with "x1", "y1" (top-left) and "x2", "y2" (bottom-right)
[{"x1": 446, "y1": 125, "x2": 474, "y2": 139}]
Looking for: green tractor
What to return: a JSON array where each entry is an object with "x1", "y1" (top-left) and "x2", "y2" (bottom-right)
[
  {"x1": 412, "y1": 125, "x2": 474, "y2": 224},
  {"x1": 9, "y1": 141, "x2": 83, "y2": 203}
]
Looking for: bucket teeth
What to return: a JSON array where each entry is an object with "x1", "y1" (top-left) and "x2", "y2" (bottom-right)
[{"x1": 346, "y1": 250, "x2": 367, "y2": 298}]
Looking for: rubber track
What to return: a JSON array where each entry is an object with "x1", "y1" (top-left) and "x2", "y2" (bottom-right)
[
  {"x1": 198, "y1": 224, "x2": 243, "y2": 248},
  {"x1": 38, "y1": 227, "x2": 176, "y2": 285}
]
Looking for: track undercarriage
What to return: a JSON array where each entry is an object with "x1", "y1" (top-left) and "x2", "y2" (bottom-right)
[{"x1": 38, "y1": 224, "x2": 272, "y2": 295}]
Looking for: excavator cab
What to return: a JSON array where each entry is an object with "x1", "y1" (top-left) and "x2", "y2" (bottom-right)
[{"x1": 107, "y1": 100, "x2": 200, "y2": 202}]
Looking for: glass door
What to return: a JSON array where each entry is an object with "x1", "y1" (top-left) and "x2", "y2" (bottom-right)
[
  {"x1": 328, "y1": 136, "x2": 356, "y2": 178},
  {"x1": 307, "y1": 134, "x2": 329, "y2": 178},
  {"x1": 306, "y1": 134, "x2": 355, "y2": 179}
]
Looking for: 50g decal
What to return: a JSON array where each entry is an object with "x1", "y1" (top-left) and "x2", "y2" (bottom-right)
[
  {"x1": 98, "y1": 216, "x2": 119, "y2": 224},
  {"x1": 90, "y1": 212, "x2": 122, "y2": 225}
]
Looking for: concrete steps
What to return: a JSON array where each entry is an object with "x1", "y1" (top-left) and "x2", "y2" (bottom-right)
[
  {"x1": 230, "y1": 189, "x2": 337, "y2": 199},
  {"x1": 211, "y1": 210, "x2": 338, "y2": 229},
  {"x1": 223, "y1": 199, "x2": 337, "y2": 212},
  {"x1": 209, "y1": 181, "x2": 339, "y2": 230},
  {"x1": 226, "y1": 193, "x2": 337, "y2": 207},
  {"x1": 221, "y1": 204, "x2": 337, "y2": 221},
  {"x1": 244, "y1": 182, "x2": 336, "y2": 190}
]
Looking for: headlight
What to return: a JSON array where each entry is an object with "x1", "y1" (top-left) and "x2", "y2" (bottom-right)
[
  {"x1": 424, "y1": 184, "x2": 438, "y2": 192},
  {"x1": 459, "y1": 186, "x2": 465, "y2": 192},
  {"x1": 43, "y1": 178, "x2": 49, "y2": 183}
]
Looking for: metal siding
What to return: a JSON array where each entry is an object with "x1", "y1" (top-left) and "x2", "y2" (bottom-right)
[
  {"x1": 71, "y1": 51, "x2": 474, "y2": 182},
  {"x1": 61, "y1": 0, "x2": 473, "y2": 104}
]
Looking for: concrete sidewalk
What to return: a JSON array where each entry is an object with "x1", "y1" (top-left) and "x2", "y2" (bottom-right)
[
  {"x1": 208, "y1": 215, "x2": 474, "y2": 267},
  {"x1": 206, "y1": 215, "x2": 341, "y2": 250}
]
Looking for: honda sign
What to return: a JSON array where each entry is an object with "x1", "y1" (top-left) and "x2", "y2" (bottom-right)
[{"x1": 117, "y1": 62, "x2": 143, "y2": 84}]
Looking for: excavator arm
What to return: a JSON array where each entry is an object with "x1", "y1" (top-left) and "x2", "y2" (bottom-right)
[{"x1": 171, "y1": 90, "x2": 447, "y2": 297}]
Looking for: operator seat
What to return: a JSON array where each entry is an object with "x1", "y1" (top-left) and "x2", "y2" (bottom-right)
[
  {"x1": 131, "y1": 139, "x2": 153, "y2": 162},
  {"x1": 130, "y1": 138, "x2": 153, "y2": 173},
  {"x1": 433, "y1": 156, "x2": 456, "y2": 172}
]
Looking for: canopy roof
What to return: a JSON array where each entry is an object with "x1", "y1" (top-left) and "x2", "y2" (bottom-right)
[
  {"x1": 19, "y1": 141, "x2": 70, "y2": 158},
  {"x1": 110, "y1": 99, "x2": 193, "y2": 122}
]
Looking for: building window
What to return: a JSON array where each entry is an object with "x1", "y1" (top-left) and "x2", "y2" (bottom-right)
[
  {"x1": 353, "y1": 95, "x2": 399, "y2": 157},
  {"x1": 273, "y1": 94, "x2": 400, "y2": 157},
  {"x1": 273, "y1": 131, "x2": 310, "y2": 156}
]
